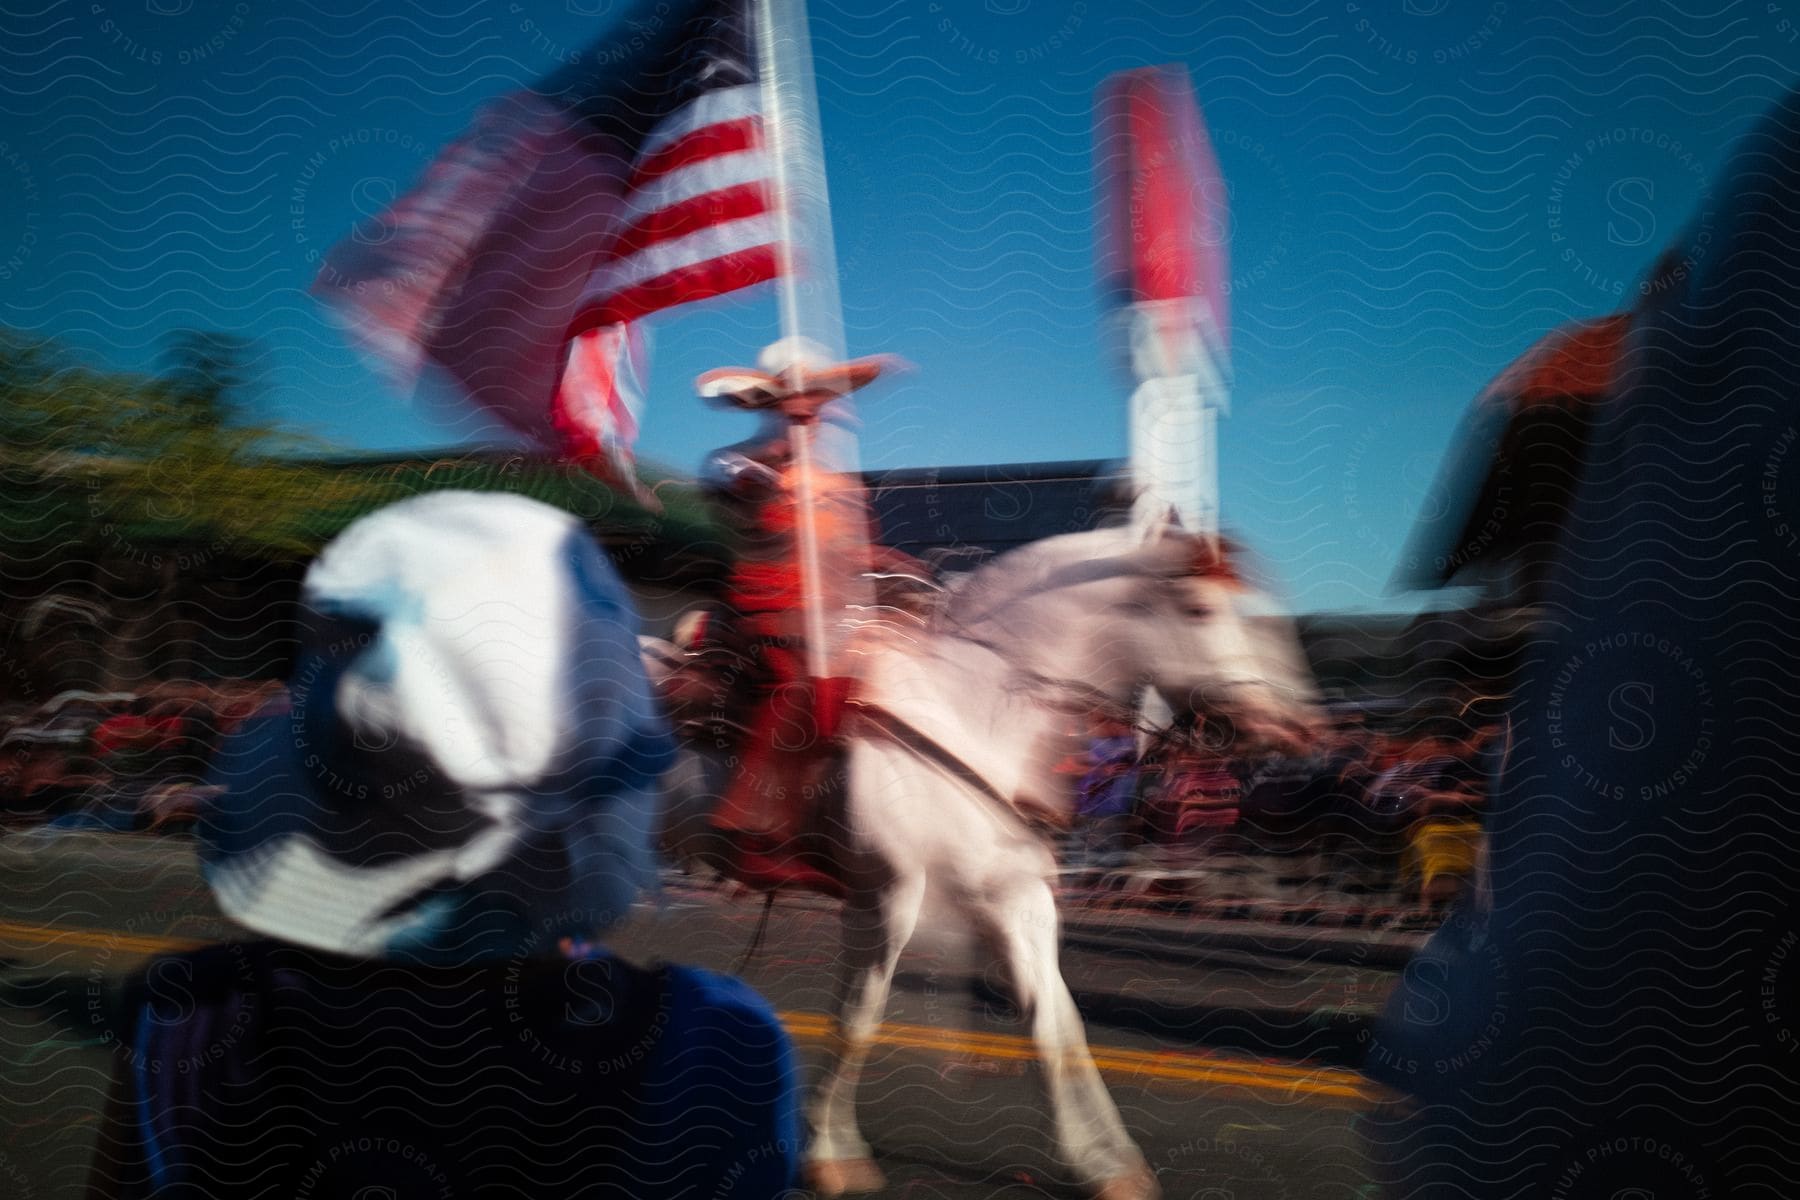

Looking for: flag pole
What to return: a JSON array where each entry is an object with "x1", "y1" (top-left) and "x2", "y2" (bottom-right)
[
  {"x1": 757, "y1": 0, "x2": 844, "y2": 367},
  {"x1": 755, "y1": 0, "x2": 858, "y2": 684},
  {"x1": 1127, "y1": 299, "x2": 1227, "y2": 540},
  {"x1": 1097, "y1": 67, "x2": 1231, "y2": 544}
]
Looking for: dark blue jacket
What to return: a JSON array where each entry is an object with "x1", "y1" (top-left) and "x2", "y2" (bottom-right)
[
  {"x1": 1365, "y1": 86, "x2": 1800, "y2": 1198},
  {"x1": 104, "y1": 940, "x2": 800, "y2": 1198}
]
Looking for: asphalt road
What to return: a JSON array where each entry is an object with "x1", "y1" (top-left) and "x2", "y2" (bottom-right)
[{"x1": 0, "y1": 832, "x2": 1403, "y2": 1198}]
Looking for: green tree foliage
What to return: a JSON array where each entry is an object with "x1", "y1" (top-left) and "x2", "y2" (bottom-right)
[
  {"x1": 0, "y1": 330, "x2": 723, "y2": 566},
  {"x1": 0, "y1": 330, "x2": 362, "y2": 559}
]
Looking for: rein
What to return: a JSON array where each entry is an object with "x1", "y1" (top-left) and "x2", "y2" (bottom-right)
[
  {"x1": 843, "y1": 630, "x2": 1194, "y2": 837},
  {"x1": 846, "y1": 697, "x2": 1070, "y2": 833},
  {"x1": 840, "y1": 540, "x2": 1234, "y2": 833},
  {"x1": 941, "y1": 628, "x2": 1192, "y2": 746}
]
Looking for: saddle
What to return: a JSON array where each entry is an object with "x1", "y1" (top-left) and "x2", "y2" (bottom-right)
[{"x1": 656, "y1": 647, "x2": 742, "y2": 734}]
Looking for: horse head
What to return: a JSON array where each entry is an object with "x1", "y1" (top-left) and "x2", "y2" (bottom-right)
[
  {"x1": 1121, "y1": 526, "x2": 1322, "y2": 754},
  {"x1": 942, "y1": 524, "x2": 1320, "y2": 756}
]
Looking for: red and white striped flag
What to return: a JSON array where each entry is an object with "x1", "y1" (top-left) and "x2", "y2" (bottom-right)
[
  {"x1": 570, "y1": 82, "x2": 779, "y2": 333},
  {"x1": 553, "y1": 321, "x2": 648, "y2": 495},
  {"x1": 313, "y1": 0, "x2": 777, "y2": 497}
]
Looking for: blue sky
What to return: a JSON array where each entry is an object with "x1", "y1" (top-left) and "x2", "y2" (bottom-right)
[{"x1": 1, "y1": 0, "x2": 1793, "y2": 612}]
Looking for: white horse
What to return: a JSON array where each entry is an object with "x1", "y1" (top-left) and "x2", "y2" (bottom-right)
[{"x1": 650, "y1": 522, "x2": 1320, "y2": 1200}]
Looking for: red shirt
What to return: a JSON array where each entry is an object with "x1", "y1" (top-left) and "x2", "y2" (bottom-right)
[{"x1": 91, "y1": 714, "x2": 184, "y2": 756}]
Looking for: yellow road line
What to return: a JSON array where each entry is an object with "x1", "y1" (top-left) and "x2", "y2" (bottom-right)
[
  {"x1": 0, "y1": 919, "x2": 202, "y2": 957},
  {"x1": 778, "y1": 1012, "x2": 1373, "y2": 1102},
  {"x1": 778, "y1": 1011, "x2": 1339, "y2": 1084},
  {"x1": 0, "y1": 919, "x2": 1376, "y2": 1104}
]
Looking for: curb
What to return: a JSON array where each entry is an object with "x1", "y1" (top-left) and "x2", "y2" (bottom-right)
[
  {"x1": 1062, "y1": 911, "x2": 1429, "y2": 971},
  {"x1": 662, "y1": 873, "x2": 1436, "y2": 968},
  {"x1": 1064, "y1": 889, "x2": 1444, "y2": 933}
]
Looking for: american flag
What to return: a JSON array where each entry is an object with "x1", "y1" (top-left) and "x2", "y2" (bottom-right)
[
  {"x1": 570, "y1": 82, "x2": 779, "y2": 333},
  {"x1": 313, "y1": 0, "x2": 777, "y2": 497}
]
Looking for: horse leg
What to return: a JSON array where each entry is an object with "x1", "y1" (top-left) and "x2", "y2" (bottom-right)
[
  {"x1": 988, "y1": 879, "x2": 1159, "y2": 1200},
  {"x1": 805, "y1": 873, "x2": 927, "y2": 1195}
]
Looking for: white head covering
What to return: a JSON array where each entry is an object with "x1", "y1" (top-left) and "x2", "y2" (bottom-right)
[{"x1": 199, "y1": 491, "x2": 673, "y2": 964}]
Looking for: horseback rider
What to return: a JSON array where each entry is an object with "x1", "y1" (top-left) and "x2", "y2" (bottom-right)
[
  {"x1": 689, "y1": 424, "x2": 862, "y2": 894},
  {"x1": 702, "y1": 434, "x2": 822, "y2": 755},
  {"x1": 664, "y1": 339, "x2": 923, "y2": 895}
]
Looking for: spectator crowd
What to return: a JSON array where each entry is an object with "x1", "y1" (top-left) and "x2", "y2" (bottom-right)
[
  {"x1": 0, "y1": 681, "x2": 283, "y2": 833},
  {"x1": 3, "y1": 673, "x2": 1497, "y2": 914},
  {"x1": 1061, "y1": 706, "x2": 1502, "y2": 911}
]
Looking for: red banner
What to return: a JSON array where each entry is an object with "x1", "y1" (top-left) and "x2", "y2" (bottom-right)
[{"x1": 1096, "y1": 65, "x2": 1229, "y2": 358}]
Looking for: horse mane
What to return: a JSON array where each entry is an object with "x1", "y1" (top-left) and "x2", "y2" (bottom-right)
[
  {"x1": 940, "y1": 527, "x2": 1249, "y2": 624},
  {"x1": 934, "y1": 527, "x2": 1146, "y2": 635}
]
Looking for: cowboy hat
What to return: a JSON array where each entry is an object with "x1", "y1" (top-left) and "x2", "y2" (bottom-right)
[{"x1": 696, "y1": 336, "x2": 902, "y2": 412}]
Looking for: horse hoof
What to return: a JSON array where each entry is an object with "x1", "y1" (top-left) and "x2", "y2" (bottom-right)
[
  {"x1": 805, "y1": 1157, "x2": 886, "y2": 1196},
  {"x1": 1092, "y1": 1165, "x2": 1160, "y2": 1200}
]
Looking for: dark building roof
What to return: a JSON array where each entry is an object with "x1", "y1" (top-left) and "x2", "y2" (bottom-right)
[{"x1": 861, "y1": 459, "x2": 1129, "y2": 569}]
